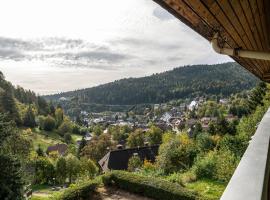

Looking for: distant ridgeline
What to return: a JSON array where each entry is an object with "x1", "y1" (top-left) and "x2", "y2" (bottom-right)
[{"x1": 44, "y1": 62, "x2": 259, "y2": 106}]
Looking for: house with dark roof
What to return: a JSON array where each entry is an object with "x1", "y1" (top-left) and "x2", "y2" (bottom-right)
[
  {"x1": 46, "y1": 143, "x2": 68, "y2": 156},
  {"x1": 98, "y1": 145, "x2": 159, "y2": 172}
]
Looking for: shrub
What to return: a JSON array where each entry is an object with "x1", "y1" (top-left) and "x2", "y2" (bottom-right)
[
  {"x1": 214, "y1": 150, "x2": 239, "y2": 182},
  {"x1": 56, "y1": 179, "x2": 99, "y2": 200},
  {"x1": 102, "y1": 171, "x2": 198, "y2": 200},
  {"x1": 193, "y1": 150, "x2": 239, "y2": 182},
  {"x1": 43, "y1": 115, "x2": 56, "y2": 131},
  {"x1": 58, "y1": 119, "x2": 72, "y2": 136},
  {"x1": 128, "y1": 155, "x2": 143, "y2": 172},
  {"x1": 193, "y1": 151, "x2": 217, "y2": 179},
  {"x1": 143, "y1": 159, "x2": 155, "y2": 172},
  {"x1": 156, "y1": 135, "x2": 197, "y2": 173},
  {"x1": 167, "y1": 171, "x2": 196, "y2": 185},
  {"x1": 196, "y1": 133, "x2": 215, "y2": 152},
  {"x1": 79, "y1": 157, "x2": 98, "y2": 179},
  {"x1": 64, "y1": 133, "x2": 72, "y2": 144}
]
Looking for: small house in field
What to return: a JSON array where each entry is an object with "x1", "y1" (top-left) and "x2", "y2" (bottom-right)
[
  {"x1": 46, "y1": 143, "x2": 68, "y2": 156},
  {"x1": 98, "y1": 145, "x2": 159, "y2": 172}
]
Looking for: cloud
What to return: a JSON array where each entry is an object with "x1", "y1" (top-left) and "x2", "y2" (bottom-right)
[
  {"x1": 111, "y1": 37, "x2": 181, "y2": 51},
  {"x1": 0, "y1": 36, "x2": 134, "y2": 69},
  {"x1": 153, "y1": 7, "x2": 174, "y2": 21},
  {"x1": 0, "y1": 48, "x2": 24, "y2": 60}
]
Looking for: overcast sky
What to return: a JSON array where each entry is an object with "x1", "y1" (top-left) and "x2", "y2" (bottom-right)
[{"x1": 0, "y1": 0, "x2": 231, "y2": 95}]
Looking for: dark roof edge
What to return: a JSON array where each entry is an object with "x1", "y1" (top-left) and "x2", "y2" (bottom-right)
[{"x1": 110, "y1": 144, "x2": 160, "y2": 153}]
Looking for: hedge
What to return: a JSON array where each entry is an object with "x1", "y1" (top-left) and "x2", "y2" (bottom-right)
[
  {"x1": 56, "y1": 179, "x2": 99, "y2": 200},
  {"x1": 102, "y1": 171, "x2": 198, "y2": 200}
]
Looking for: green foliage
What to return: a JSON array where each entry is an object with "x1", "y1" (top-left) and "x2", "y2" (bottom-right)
[
  {"x1": 128, "y1": 155, "x2": 143, "y2": 172},
  {"x1": 0, "y1": 113, "x2": 25, "y2": 200},
  {"x1": 0, "y1": 86, "x2": 21, "y2": 125},
  {"x1": 79, "y1": 157, "x2": 98, "y2": 179},
  {"x1": 72, "y1": 124, "x2": 80, "y2": 135},
  {"x1": 0, "y1": 154, "x2": 25, "y2": 200},
  {"x1": 58, "y1": 119, "x2": 72, "y2": 136},
  {"x1": 109, "y1": 125, "x2": 130, "y2": 143},
  {"x1": 127, "y1": 129, "x2": 145, "y2": 148},
  {"x1": 46, "y1": 62, "x2": 259, "y2": 106},
  {"x1": 146, "y1": 125, "x2": 163, "y2": 145},
  {"x1": 156, "y1": 134, "x2": 197, "y2": 173},
  {"x1": 92, "y1": 124, "x2": 102, "y2": 136},
  {"x1": 23, "y1": 106, "x2": 36, "y2": 127},
  {"x1": 193, "y1": 150, "x2": 239, "y2": 182},
  {"x1": 3, "y1": 132, "x2": 33, "y2": 160},
  {"x1": 77, "y1": 137, "x2": 87, "y2": 158},
  {"x1": 66, "y1": 154, "x2": 80, "y2": 183},
  {"x1": 64, "y1": 133, "x2": 72, "y2": 144},
  {"x1": 0, "y1": 114, "x2": 16, "y2": 146},
  {"x1": 196, "y1": 133, "x2": 215, "y2": 152},
  {"x1": 193, "y1": 152, "x2": 217, "y2": 180},
  {"x1": 43, "y1": 115, "x2": 56, "y2": 131},
  {"x1": 102, "y1": 171, "x2": 198, "y2": 200},
  {"x1": 34, "y1": 157, "x2": 55, "y2": 184},
  {"x1": 55, "y1": 108, "x2": 64, "y2": 128},
  {"x1": 247, "y1": 82, "x2": 267, "y2": 112},
  {"x1": 56, "y1": 157, "x2": 67, "y2": 184},
  {"x1": 81, "y1": 134, "x2": 113, "y2": 162},
  {"x1": 37, "y1": 96, "x2": 49, "y2": 116},
  {"x1": 36, "y1": 145, "x2": 45, "y2": 157},
  {"x1": 56, "y1": 179, "x2": 99, "y2": 200},
  {"x1": 193, "y1": 122, "x2": 203, "y2": 137},
  {"x1": 185, "y1": 179, "x2": 226, "y2": 200}
]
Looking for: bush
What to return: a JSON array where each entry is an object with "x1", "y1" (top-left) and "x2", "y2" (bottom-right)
[
  {"x1": 196, "y1": 133, "x2": 215, "y2": 152},
  {"x1": 43, "y1": 116, "x2": 56, "y2": 131},
  {"x1": 128, "y1": 155, "x2": 143, "y2": 172},
  {"x1": 193, "y1": 150, "x2": 239, "y2": 182},
  {"x1": 64, "y1": 133, "x2": 72, "y2": 144},
  {"x1": 156, "y1": 135, "x2": 197, "y2": 173},
  {"x1": 193, "y1": 152, "x2": 217, "y2": 179},
  {"x1": 102, "y1": 171, "x2": 198, "y2": 200},
  {"x1": 167, "y1": 171, "x2": 196, "y2": 185},
  {"x1": 56, "y1": 179, "x2": 99, "y2": 200},
  {"x1": 58, "y1": 119, "x2": 72, "y2": 136}
]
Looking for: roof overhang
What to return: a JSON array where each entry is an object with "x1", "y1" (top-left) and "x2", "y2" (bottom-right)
[{"x1": 153, "y1": 0, "x2": 270, "y2": 82}]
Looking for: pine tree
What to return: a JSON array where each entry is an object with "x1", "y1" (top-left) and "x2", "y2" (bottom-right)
[
  {"x1": 36, "y1": 145, "x2": 44, "y2": 157},
  {"x1": 77, "y1": 137, "x2": 87, "y2": 158},
  {"x1": 0, "y1": 113, "x2": 24, "y2": 200},
  {"x1": 23, "y1": 106, "x2": 36, "y2": 127},
  {"x1": 0, "y1": 154, "x2": 24, "y2": 200},
  {"x1": 0, "y1": 88, "x2": 21, "y2": 125}
]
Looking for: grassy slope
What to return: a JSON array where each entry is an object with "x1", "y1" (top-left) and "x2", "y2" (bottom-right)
[
  {"x1": 22, "y1": 127, "x2": 82, "y2": 150},
  {"x1": 186, "y1": 179, "x2": 226, "y2": 200}
]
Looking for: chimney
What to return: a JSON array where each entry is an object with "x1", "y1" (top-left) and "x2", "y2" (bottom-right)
[{"x1": 144, "y1": 142, "x2": 149, "y2": 147}]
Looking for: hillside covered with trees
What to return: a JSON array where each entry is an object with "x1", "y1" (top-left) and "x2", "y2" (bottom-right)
[{"x1": 45, "y1": 62, "x2": 259, "y2": 105}]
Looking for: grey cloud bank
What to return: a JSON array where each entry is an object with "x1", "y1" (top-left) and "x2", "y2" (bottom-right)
[{"x1": 0, "y1": 0, "x2": 231, "y2": 94}]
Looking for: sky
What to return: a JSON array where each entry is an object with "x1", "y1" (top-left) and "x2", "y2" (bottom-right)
[{"x1": 0, "y1": 0, "x2": 231, "y2": 95}]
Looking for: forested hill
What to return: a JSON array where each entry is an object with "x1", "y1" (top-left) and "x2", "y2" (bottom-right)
[{"x1": 45, "y1": 62, "x2": 259, "y2": 105}]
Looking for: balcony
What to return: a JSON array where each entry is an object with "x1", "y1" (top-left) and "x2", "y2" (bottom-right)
[{"x1": 221, "y1": 108, "x2": 270, "y2": 200}]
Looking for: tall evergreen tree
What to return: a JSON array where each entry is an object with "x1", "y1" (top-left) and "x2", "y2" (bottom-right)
[
  {"x1": 0, "y1": 114, "x2": 24, "y2": 200},
  {"x1": 77, "y1": 137, "x2": 87, "y2": 158},
  {"x1": 23, "y1": 106, "x2": 36, "y2": 127},
  {"x1": 0, "y1": 88, "x2": 21, "y2": 125},
  {"x1": 0, "y1": 154, "x2": 24, "y2": 200}
]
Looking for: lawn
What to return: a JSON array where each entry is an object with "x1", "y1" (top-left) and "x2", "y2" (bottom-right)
[
  {"x1": 31, "y1": 184, "x2": 63, "y2": 200},
  {"x1": 71, "y1": 133, "x2": 82, "y2": 142},
  {"x1": 185, "y1": 179, "x2": 226, "y2": 200},
  {"x1": 24, "y1": 127, "x2": 64, "y2": 150},
  {"x1": 22, "y1": 127, "x2": 82, "y2": 150},
  {"x1": 31, "y1": 196, "x2": 50, "y2": 200}
]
